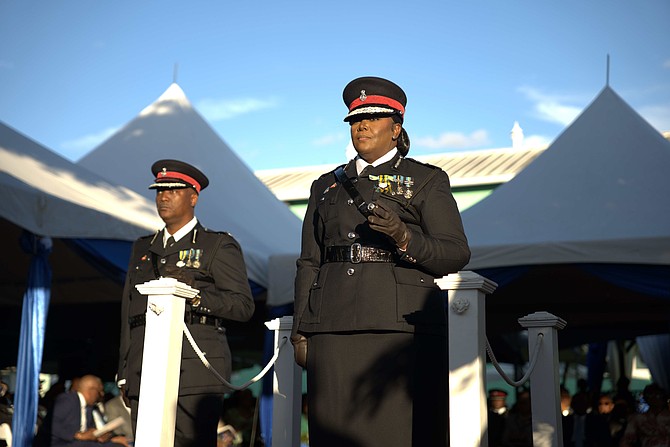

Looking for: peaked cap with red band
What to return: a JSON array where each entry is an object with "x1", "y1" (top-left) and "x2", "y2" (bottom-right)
[
  {"x1": 149, "y1": 159, "x2": 209, "y2": 193},
  {"x1": 343, "y1": 76, "x2": 407, "y2": 123},
  {"x1": 488, "y1": 389, "x2": 508, "y2": 399}
]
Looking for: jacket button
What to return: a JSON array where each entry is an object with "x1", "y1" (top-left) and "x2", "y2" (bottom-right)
[
  {"x1": 160, "y1": 258, "x2": 166, "y2": 264},
  {"x1": 347, "y1": 198, "x2": 354, "y2": 205},
  {"x1": 347, "y1": 268, "x2": 355, "y2": 276},
  {"x1": 347, "y1": 232, "x2": 357, "y2": 239}
]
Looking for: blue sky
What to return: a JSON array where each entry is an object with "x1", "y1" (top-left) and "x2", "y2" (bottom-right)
[{"x1": 1, "y1": 0, "x2": 669, "y2": 171}]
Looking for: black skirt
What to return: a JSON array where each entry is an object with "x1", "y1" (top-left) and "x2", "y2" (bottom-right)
[{"x1": 305, "y1": 331, "x2": 448, "y2": 447}]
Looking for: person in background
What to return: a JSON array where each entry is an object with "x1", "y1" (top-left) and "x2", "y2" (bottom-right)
[
  {"x1": 292, "y1": 76, "x2": 470, "y2": 446},
  {"x1": 50, "y1": 374, "x2": 128, "y2": 447},
  {"x1": 0, "y1": 381, "x2": 11, "y2": 427},
  {"x1": 620, "y1": 383, "x2": 670, "y2": 447},
  {"x1": 117, "y1": 160, "x2": 255, "y2": 447},
  {"x1": 502, "y1": 389, "x2": 532, "y2": 447},
  {"x1": 488, "y1": 389, "x2": 509, "y2": 447}
]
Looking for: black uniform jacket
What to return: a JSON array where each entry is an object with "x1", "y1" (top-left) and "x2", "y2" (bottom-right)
[
  {"x1": 294, "y1": 154, "x2": 470, "y2": 337},
  {"x1": 118, "y1": 222, "x2": 255, "y2": 397}
]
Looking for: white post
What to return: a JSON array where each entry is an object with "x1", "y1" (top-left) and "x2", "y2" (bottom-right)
[
  {"x1": 133, "y1": 277, "x2": 199, "y2": 447},
  {"x1": 518, "y1": 312, "x2": 566, "y2": 447},
  {"x1": 265, "y1": 316, "x2": 301, "y2": 447},
  {"x1": 435, "y1": 271, "x2": 497, "y2": 447}
]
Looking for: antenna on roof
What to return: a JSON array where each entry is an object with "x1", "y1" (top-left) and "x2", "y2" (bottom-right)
[
  {"x1": 606, "y1": 54, "x2": 610, "y2": 87},
  {"x1": 173, "y1": 62, "x2": 179, "y2": 84}
]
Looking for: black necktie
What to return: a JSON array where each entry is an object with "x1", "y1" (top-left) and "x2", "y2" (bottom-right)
[
  {"x1": 166, "y1": 235, "x2": 175, "y2": 248},
  {"x1": 359, "y1": 166, "x2": 373, "y2": 178},
  {"x1": 86, "y1": 406, "x2": 95, "y2": 429}
]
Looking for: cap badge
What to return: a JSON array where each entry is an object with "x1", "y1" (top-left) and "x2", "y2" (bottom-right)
[
  {"x1": 359, "y1": 90, "x2": 367, "y2": 102},
  {"x1": 160, "y1": 168, "x2": 167, "y2": 177}
]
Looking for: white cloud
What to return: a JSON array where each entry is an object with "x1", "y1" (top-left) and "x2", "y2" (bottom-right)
[
  {"x1": 414, "y1": 129, "x2": 490, "y2": 150},
  {"x1": 518, "y1": 86, "x2": 582, "y2": 126},
  {"x1": 638, "y1": 104, "x2": 670, "y2": 132},
  {"x1": 61, "y1": 126, "x2": 119, "y2": 160},
  {"x1": 523, "y1": 134, "x2": 553, "y2": 149},
  {"x1": 196, "y1": 97, "x2": 278, "y2": 121}
]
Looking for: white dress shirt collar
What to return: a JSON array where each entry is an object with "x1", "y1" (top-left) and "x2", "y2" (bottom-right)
[
  {"x1": 163, "y1": 217, "x2": 198, "y2": 247},
  {"x1": 355, "y1": 148, "x2": 398, "y2": 176}
]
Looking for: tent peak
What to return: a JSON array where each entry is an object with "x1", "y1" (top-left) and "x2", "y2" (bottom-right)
[{"x1": 138, "y1": 83, "x2": 193, "y2": 118}]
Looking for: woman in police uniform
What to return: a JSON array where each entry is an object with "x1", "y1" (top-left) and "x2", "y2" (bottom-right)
[{"x1": 292, "y1": 77, "x2": 471, "y2": 447}]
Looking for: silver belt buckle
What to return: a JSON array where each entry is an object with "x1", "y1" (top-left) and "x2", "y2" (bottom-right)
[{"x1": 350, "y1": 243, "x2": 362, "y2": 263}]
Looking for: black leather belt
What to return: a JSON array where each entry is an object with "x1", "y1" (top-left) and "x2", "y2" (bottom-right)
[
  {"x1": 324, "y1": 244, "x2": 395, "y2": 264},
  {"x1": 129, "y1": 313, "x2": 222, "y2": 329}
]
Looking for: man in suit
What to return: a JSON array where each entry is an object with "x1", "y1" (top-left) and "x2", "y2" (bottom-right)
[
  {"x1": 292, "y1": 77, "x2": 471, "y2": 447},
  {"x1": 50, "y1": 375, "x2": 128, "y2": 447},
  {"x1": 117, "y1": 159, "x2": 255, "y2": 447}
]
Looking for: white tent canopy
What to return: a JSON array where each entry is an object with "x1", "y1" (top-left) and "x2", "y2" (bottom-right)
[
  {"x1": 1, "y1": 121, "x2": 166, "y2": 377},
  {"x1": 462, "y1": 86, "x2": 670, "y2": 270},
  {"x1": 1, "y1": 121, "x2": 162, "y2": 241},
  {"x1": 1, "y1": 120, "x2": 164, "y2": 309},
  {"x1": 78, "y1": 83, "x2": 302, "y2": 287}
]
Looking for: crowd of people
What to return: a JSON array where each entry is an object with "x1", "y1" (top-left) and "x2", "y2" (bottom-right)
[
  {"x1": 487, "y1": 381, "x2": 670, "y2": 447},
  {"x1": 0, "y1": 376, "x2": 266, "y2": 447},
  {"x1": 4, "y1": 374, "x2": 668, "y2": 447}
]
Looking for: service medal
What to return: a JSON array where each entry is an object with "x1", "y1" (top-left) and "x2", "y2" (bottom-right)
[
  {"x1": 404, "y1": 177, "x2": 414, "y2": 198},
  {"x1": 176, "y1": 250, "x2": 187, "y2": 267},
  {"x1": 193, "y1": 249, "x2": 202, "y2": 268}
]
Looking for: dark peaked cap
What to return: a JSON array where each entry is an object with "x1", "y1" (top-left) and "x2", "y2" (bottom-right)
[
  {"x1": 149, "y1": 159, "x2": 209, "y2": 193},
  {"x1": 343, "y1": 76, "x2": 407, "y2": 122}
]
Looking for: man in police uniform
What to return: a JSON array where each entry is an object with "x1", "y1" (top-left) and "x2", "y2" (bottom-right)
[
  {"x1": 117, "y1": 159, "x2": 255, "y2": 447},
  {"x1": 292, "y1": 77, "x2": 471, "y2": 446}
]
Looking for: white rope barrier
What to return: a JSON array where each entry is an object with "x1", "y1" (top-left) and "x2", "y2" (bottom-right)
[
  {"x1": 485, "y1": 333, "x2": 544, "y2": 387},
  {"x1": 183, "y1": 322, "x2": 289, "y2": 391}
]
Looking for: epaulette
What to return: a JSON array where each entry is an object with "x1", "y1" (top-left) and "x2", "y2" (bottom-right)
[
  {"x1": 202, "y1": 227, "x2": 233, "y2": 237},
  {"x1": 402, "y1": 156, "x2": 441, "y2": 171}
]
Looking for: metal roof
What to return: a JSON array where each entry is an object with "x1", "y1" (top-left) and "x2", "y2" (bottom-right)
[{"x1": 255, "y1": 145, "x2": 548, "y2": 202}]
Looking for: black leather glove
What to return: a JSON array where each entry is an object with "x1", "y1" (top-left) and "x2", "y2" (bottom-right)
[
  {"x1": 163, "y1": 265, "x2": 197, "y2": 287},
  {"x1": 162, "y1": 266, "x2": 200, "y2": 306},
  {"x1": 367, "y1": 201, "x2": 411, "y2": 248},
  {"x1": 291, "y1": 334, "x2": 307, "y2": 368}
]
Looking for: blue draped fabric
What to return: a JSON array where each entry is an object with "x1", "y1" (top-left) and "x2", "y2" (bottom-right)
[
  {"x1": 586, "y1": 342, "x2": 608, "y2": 395},
  {"x1": 12, "y1": 232, "x2": 52, "y2": 447},
  {"x1": 578, "y1": 264, "x2": 670, "y2": 299},
  {"x1": 637, "y1": 334, "x2": 670, "y2": 393},
  {"x1": 473, "y1": 265, "x2": 531, "y2": 288}
]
